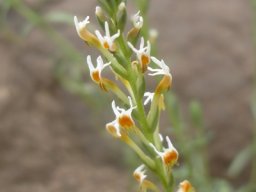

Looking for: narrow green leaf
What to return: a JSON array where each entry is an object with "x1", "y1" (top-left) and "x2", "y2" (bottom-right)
[
  {"x1": 228, "y1": 145, "x2": 253, "y2": 177},
  {"x1": 44, "y1": 12, "x2": 73, "y2": 25}
]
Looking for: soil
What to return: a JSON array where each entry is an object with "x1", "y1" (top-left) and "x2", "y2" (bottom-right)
[{"x1": 0, "y1": 0, "x2": 254, "y2": 191}]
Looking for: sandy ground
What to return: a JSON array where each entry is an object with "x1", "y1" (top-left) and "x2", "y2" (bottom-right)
[{"x1": 0, "y1": 0, "x2": 254, "y2": 191}]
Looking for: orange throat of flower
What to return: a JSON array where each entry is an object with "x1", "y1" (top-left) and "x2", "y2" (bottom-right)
[
  {"x1": 181, "y1": 181, "x2": 192, "y2": 192},
  {"x1": 103, "y1": 41, "x2": 110, "y2": 49},
  {"x1": 163, "y1": 150, "x2": 178, "y2": 165},
  {"x1": 92, "y1": 70, "x2": 101, "y2": 83},
  {"x1": 118, "y1": 115, "x2": 134, "y2": 129},
  {"x1": 133, "y1": 173, "x2": 141, "y2": 182},
  {"x1": 141, "y1": 54, "x2": 150, "y2": 72}
]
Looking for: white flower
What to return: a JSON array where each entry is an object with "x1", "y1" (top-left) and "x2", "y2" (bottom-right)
[
  {"x1": 128, "y1": 37, "x2": 151, "y2": 71},
  {"x1": 111, "y1": 96, "x2": 136, "y2": 129},
  {"x1": 149, "y1": 136, "x2": 178, "y2": 166},
  {"x1": 106, "y1": 120, "x2": 122, "y2": 138},
  {"x1": 133, "y1": 164, "x2": 147, "y2": 184},
  {"x1": 144, "y1": 92, "x2": 154, "y2": 105},
  {"x1": 132, "y1": 11, "x2": 143, "y2": 29},
  {"x1": 86, "y1": 55, "x2": 111, "y2": 83},
  {"x1": 74, "y1": 16, "x2": 100, "y2": 47},
  {"x1": 74, "y1": 16, "x2": 90, "y2": 37},
  {"x1": 95, "y1": 21, "x2": 120, "y2": 51},
  {"x1": 148, "y1": 57, "x2": 171, "y2": 77}
]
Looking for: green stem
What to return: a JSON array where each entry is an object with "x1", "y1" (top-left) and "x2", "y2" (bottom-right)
[
  {"x1": 134, "y1": 126, "x2": 151, "y2": 146},
  {"x1": 104, "y1": 80, "x2": 129, "y2": 103},
  {"x1": 130, "y1": 77, "x2": 153, "y2": 141},
  {"x1": 118, "y1": 33, "x2": 130, "y2": 58},
  {"x1": 125, "y1": 137, "x2": 156, "y2": 170}
]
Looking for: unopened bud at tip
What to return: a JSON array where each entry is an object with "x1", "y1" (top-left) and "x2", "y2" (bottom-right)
[
  {"x1": 150, "y1": 29, "x2": 158, "y2": 39},
  {"x1": 95, "y1": 6, "x2": 103, "y2": 16},
  {"x1": 118, "y1": 2, "x2": 126, "y2": 11}
]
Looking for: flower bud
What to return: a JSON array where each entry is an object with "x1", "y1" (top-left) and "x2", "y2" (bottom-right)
[
  {"x1": 95, "y1": 6, "x2": 107, "y2": 29},
  {"x1": 117, "y1": 2, "x2": 127, "y2": 31}
]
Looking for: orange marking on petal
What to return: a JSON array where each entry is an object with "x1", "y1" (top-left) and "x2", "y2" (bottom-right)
[
  {"x1": 181, "y1": 181, "x2": 192, "y2": 192},
  {"x1": 118, "y1": 115, "x2": 134, "y2": 129},
  {"x1": 92, "y1": 71, "x2": 100, "y2": 83},
  {"x1": 141, "y1": 54, "x2": 150, "y2": 72},
  {"x1": 103, "y1": 41, "x2": 110, "y2": 49},
  {"x1": 133, "y1": 173, "x2": 141, "y2": 182},
  {"x1": 163, "y1": 150, "x2": 178, "y2": 165},
  {"x1": 141, "y1": 54, "x2": 150, "y2": 65}
]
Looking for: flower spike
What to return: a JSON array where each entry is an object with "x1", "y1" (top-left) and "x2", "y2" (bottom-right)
[
  {"x1": 111, "y1": 96, "x2": 136, "y2": 130},
  {"x1": 133, "y1": 164, "x2": 147, "y2": 185},
  {"x1": 132, "y1": 11, "x2": 143, "y2": 29},
  {"x1": 128, "y1": 37, "x2": 151, "y2": 72},
  {"x1": 75, "y1": 4, "x2": 191, "y2": 192},
  {"x1": 95, "y1": 21, "x2": 120, "y2": 52},
  {"x1": 150, "y1": 136, "x2": 178, "y2": 166},
  {"x1": 86, "y1": 55, "x2": 111, "y2": 89}
]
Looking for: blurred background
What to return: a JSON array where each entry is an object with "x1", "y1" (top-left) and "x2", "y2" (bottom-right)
[{"x1": 0, "y1": 0, "x2": 255, "y2": 191}]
